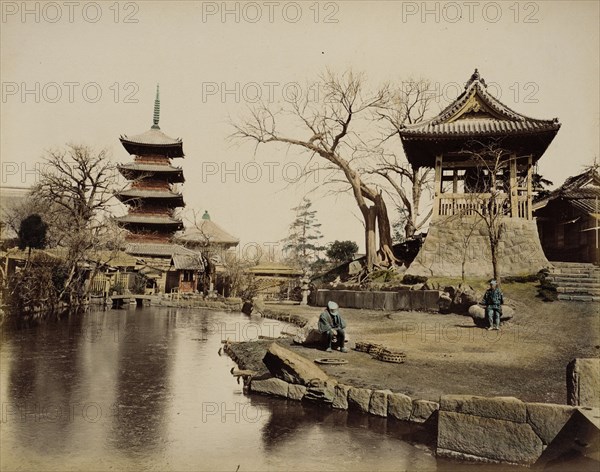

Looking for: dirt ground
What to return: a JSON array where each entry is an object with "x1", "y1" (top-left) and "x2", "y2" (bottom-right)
[{"x1": 248, "y1": 282, "x2": 599, "y2": 404}]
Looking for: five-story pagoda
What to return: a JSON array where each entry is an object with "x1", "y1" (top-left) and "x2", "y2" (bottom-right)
[{"x1": 116, "y1": 86, "x2": 185, "y2": 242}]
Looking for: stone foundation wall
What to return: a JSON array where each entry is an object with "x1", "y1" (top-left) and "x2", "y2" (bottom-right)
[
  {"x1": 313, "y1": 289, "x2": 441, "y2": 312},
  {"x1": 406, "y1": 216, "x2": 549, "y2": 278},
  {"x1": 437, "y1": 395, "x2": 579, "y2": 465}
]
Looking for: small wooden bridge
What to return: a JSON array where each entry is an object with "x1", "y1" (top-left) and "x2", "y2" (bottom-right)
[{"x1": 109, "y1": 294, "x2": 158, "y2": 308}]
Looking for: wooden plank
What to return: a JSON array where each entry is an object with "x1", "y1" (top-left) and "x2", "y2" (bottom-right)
[
  {"x1": 434, "y1": 155, "x2": 443, "y2": 217},
  {"x1": 527, "y1": 155, "x2": 533, "y2": 220},
  {"x1": 509, "y1": 155, "x2": 518, "y2": 218}
]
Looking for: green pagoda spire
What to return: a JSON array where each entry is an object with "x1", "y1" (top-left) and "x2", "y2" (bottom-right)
[{"x1": 152, "y1": 84, "x2": 160, "y2": 129}]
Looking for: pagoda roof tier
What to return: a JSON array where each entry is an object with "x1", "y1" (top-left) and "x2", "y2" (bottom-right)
[
  {"x1": 120, "y1": 129, "x2": 184, "y2": 158},
  {"x1": 116, "y1": 189, "x2": 185, "y2": 207},
  {"x1": 125, "y1": 243, "x2": 198, "y2": 257},
  {"x1": 399, "y1": 70, "x2": 560, "y2": 168},
  {"x1": 118, "y1": 163, "x2": 185, "y2": 183},
  {"x1": 116, "y1": 214, "x2": 184, "y2": 230}
]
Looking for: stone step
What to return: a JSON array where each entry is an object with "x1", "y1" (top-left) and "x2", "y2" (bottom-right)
[
  {"x1": 549, "y1": 269, "x2": 600, "y2": 276},
  {"x1": 548, "y1": 272, "x2": 600, "y2": 279},
  {"x1": 556, "y1": 286, "x2": 600, "y2": 295},
  {"x1": 557, "y1": 294, "x2": 600, "y2": 302},
  {"x1": 552, "y1": 280, "x2": 600, "y2": 289},
  {"x1": 550, "y1": 261, "x2": 597, "y2": 268}
]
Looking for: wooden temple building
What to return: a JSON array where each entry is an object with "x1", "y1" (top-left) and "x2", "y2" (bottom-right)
[
  {"x1": 401, "y1": 70, "x2": 561, "y2": 277},
  {"x1": 534, "y1": 168, "x2": 600, "y2": 264},
  {"x1": 117, "y1": 86, "x2": 205, "y2": 293}
]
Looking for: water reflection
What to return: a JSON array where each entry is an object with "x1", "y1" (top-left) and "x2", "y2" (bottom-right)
[
  {"x1": 109, "y1": 310, "x2": 176, "y2": 456},
  {"x1": 1, "y1": 306, "x2": 438, "y2": 471}
]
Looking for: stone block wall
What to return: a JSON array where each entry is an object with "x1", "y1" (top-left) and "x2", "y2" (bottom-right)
[
  {"x1": 406, "y1": 215, "x2": 549, "y2": 278},
  {"x1": 313, "y1": 289, "x2": 440, "y2": 312},
  {"x1": 567, "y1": 358, "x2": 600, "y2": 408},
  {"x1": 436, "y1": 395, "x2": 582, "y2": 466}
]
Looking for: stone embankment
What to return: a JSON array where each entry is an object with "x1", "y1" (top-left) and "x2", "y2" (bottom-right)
[{"x1": 225, "y1": 340, "x2": 600, "y2": 468}]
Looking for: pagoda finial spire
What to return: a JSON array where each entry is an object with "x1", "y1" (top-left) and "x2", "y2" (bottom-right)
[
  {"x1": 465, "y1": 68, "x2": 486, "y2": 89},
  {"x1": 152, "y1": 84, "x2": 160, "y2": 129}
]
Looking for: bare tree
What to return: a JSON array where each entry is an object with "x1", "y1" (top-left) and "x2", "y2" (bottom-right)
[
  {"x1": 232, "y1": 70, "x2": 396, "y2": 271},
  {"x1": 372, "y1": 78, "x2": 437, "y2": 239},
  {"x1": 455, "y1": 140, "x2": 513, "y2": 280},
  {"x1": 30, "y1": 144, "x2": 123, "y2": 310}
]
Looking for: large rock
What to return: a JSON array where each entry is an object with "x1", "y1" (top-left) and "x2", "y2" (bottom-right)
[
  {"x1": 388, "y1": 393, "x2": 413, "y2": 421},
  {"x1": 440, "y1": 395, "x2": 526, "y2": 423},
  {"x1": 369, "y1": 390, "x2": 391, "y2": 417},
  {"x1": 348, "y1": 387, "x2": 373, "y2": 413},
  {"x1": 263, "y1": 342, "x2": 329, "y2": 386},
  {"x1": 526, "y1": 402, "x2": 576, "y2": 445},
  {"x1": 303, "y1": 379, "x2": 336, "y2": 404},
  {"x1": 469, "y1": 304, "x2": 515, "y2": 327},
  {"x1": 287, "y1": 383, "x2": 307, "y2": 401},
  {"x1": 410, "y1": 399, "x2": 439, "y2": 423},
  {"x1": 250, "y1": 374, "x2": 290, "y2": 398},
  {"x1": 437, "y1": 411, "x2": 544, "y2": 465},
  {"x1": 567, "y1": 358, "x2": 600, "y2": 408},
  {"x1": 292, "y1": 316, "x2": 325, "y2": 346},
  {"x1": 332, "y1": 384, "x2": 351, "y2": 410}
]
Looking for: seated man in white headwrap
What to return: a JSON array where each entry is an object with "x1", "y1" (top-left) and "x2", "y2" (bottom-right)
[{"x1": 318, "y1": 301, "x2": 348, "y2": 353}]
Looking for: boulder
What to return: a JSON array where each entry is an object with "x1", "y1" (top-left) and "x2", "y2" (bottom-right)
[
  {"x1": 287, "y1": 383, "x2": 307, "y2": 401},
  {"x1": 369, "y1": 390, "x2": 391, "y2": 417},
  {"x1": 437, "y1": 411, "x2": 543, "y2": 465},
  {"x1": 469, "y1": 304, "x2": 514, "y2": 327},
  {"x1": 526, "y1": 402, "x2": 576, "y2": 445},
  {"x1": 303, "y1": 379, "x2": 336, "y2": 404},
  {"x1": 410, "y1": 399, "x2": 439, "y2": 423},
  {"x1": 438, "y1": 292, "x2": 452, "y2": 313},
  {"x1": 348, "y1": 387, "x2": 373, "y2": 414},
  {"x1": 388, "y1": 393, "x2": 413, "y2": 421},
  {"x1": 292, "y1": 316, "x2": 325, "y2": 346},
  {"x1": 250, "y1": 374, "x2": 290, "y2": 398},
  {"x1": 332, "y1": 384, "x2": 351, "y2": 410},
  {"x1": 567, "y1": 358, "x2": 600, "y2": 408},
  {"x1": 263, "y1": 342, "x2": 329, "y2": 386}
]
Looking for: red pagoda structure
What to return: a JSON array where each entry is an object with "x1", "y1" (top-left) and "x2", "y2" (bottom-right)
[
  {"x1": 116, "y1": 86, "x2": 206, "y2": 294},
  {"x1": 116, "y1": 85, "x2": 185, "y2": 242}
]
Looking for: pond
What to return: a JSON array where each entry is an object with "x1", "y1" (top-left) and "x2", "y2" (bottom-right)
[{"x1": 0, "y1": 306, "x2": 483, "y2": 471}]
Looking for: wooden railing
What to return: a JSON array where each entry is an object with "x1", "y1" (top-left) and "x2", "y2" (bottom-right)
[{"x1": 437, "y1": 193, "x2": 530, "y2": 219}]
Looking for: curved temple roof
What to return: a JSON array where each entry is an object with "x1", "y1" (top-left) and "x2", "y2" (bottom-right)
[
  {"x1": 399, "y1": 70, "x2": 561, "y2": 167},
  {"x1": 117, "y1": 163, "x2": 185, "y2": 183},
  {"x1": 116, "y1": 214, "x2": 184, "y2": 228},
  {"x1": 119, "y1": 85, "x2": 184, "y2": 157}
]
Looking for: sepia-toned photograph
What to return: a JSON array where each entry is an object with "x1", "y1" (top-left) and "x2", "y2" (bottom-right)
[{"x1": 1, "y1": 1, "x2": 599, "y2": 471}]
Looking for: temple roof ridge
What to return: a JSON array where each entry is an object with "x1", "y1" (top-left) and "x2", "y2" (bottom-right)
[{"x1": 403, "y1": 69, "x2": 560, "y2": 131}]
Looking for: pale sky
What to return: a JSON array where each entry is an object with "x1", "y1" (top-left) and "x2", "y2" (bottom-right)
[{"x1": 1, "y1": 1, "x2": 599, "y2": 254}]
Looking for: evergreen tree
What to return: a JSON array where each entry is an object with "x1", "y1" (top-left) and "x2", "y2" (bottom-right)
[
  {"x1": 18, "y1": 214, "x2": 48, "y2": 252},
  {"x1": 326, "y1": 240, "x2": 359, "y2": 264},
  {"x1": 282, "y1": 198, "x2": 325, "y2": 268}
]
